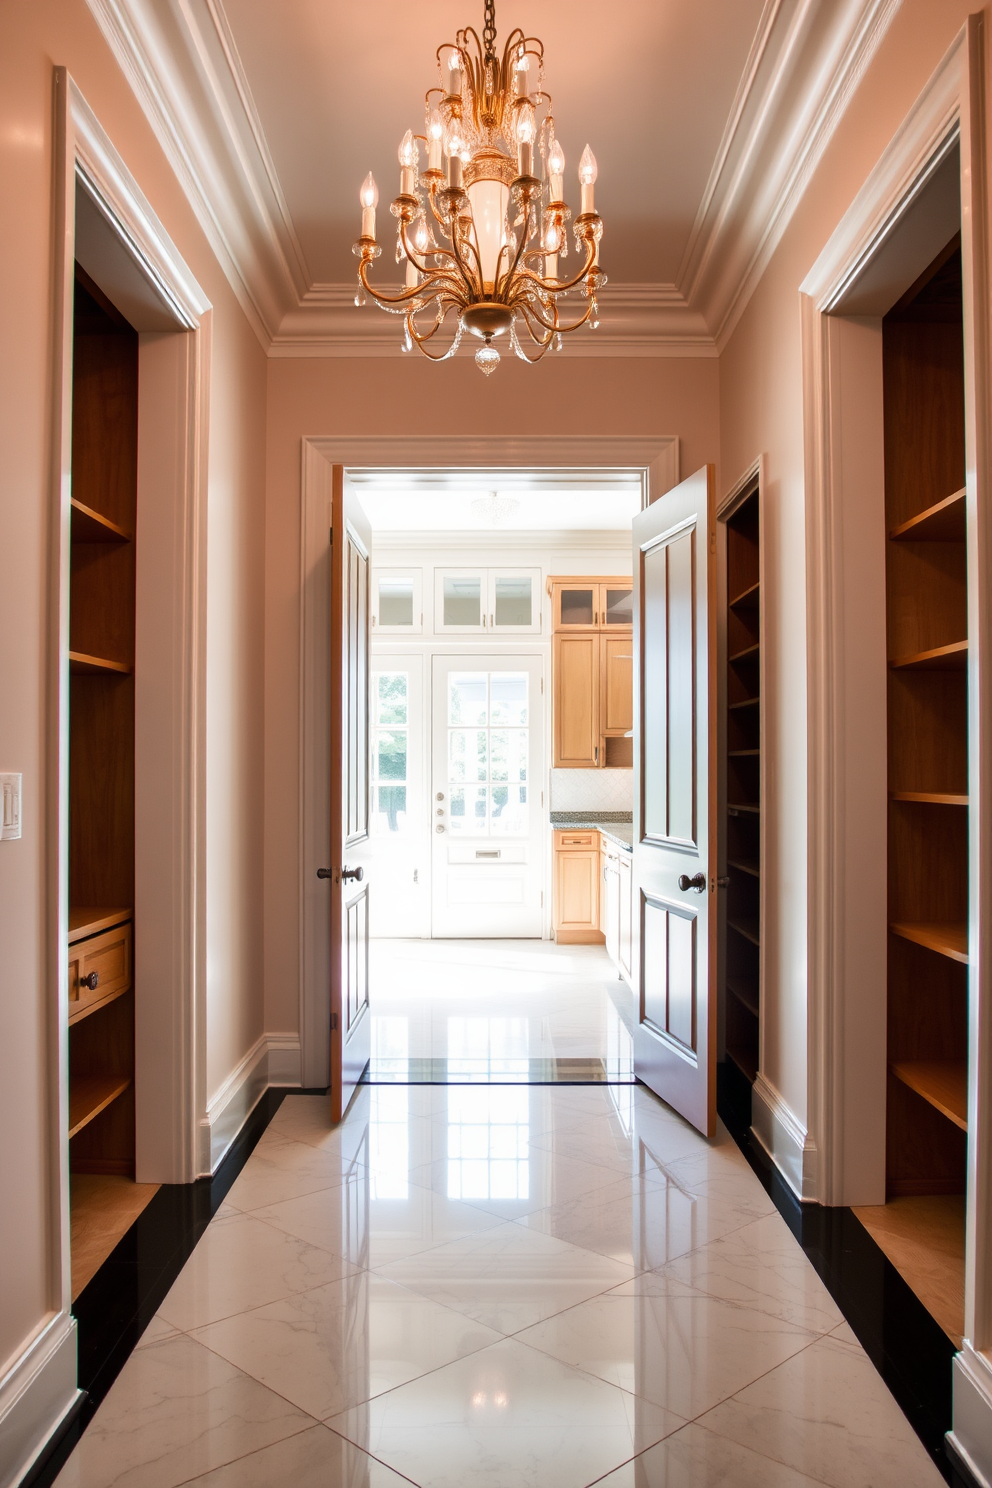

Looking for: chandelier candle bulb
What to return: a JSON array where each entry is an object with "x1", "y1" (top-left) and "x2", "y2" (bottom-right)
[
  {"x1": 359, "y1": 171, "x2": 378, "y2": 239},
  {"x1": 448, "y1": 51, "x2": 462, "y2": 96},
  {"x1": 447, "y1": 152, "x2": 464, "y2": 189},
  {"x1": 579, "y1": 145, "x2": 597, "y2": 213},
  {"x1": 427, "y1": 110, "x2": 444, "y2": 171}
]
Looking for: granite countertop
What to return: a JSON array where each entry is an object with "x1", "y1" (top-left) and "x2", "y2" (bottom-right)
[{"x1": 550, "y1": 812, "x2": 633, "y2": 852}]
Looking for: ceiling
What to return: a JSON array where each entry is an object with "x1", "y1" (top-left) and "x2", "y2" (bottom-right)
[
  {"x1": 358, "y1": 484, "x2": 641, "y2": 533},
  {"x1": 219, "y1": 0, "x2": 764, "y2": 286},
  {"x1": 86, "y1": 0, "x2": 903, "y2": 353}
]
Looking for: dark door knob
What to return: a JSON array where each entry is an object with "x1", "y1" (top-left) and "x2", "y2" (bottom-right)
[
  {"x1": 80, "y1": 971, "x2": 100, "y2": 990},
  {"x1": 316, "y1": 867, "x2": 333, "y2": 879},
  {"x1": 678, "y1": 872, "x2": 707, "y2": 893},
  {"x1": 341, "y1": 865, "x2": 364, "y2": 882}
]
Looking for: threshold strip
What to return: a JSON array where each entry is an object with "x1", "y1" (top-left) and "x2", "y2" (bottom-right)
[{"x1": 362, "y1": 1056, "x2": 636, "y2": 1085}]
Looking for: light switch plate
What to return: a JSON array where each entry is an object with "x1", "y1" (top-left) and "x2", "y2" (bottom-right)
[{"x1": 1, "y1": 774, "x2": 22, "y2": 840}]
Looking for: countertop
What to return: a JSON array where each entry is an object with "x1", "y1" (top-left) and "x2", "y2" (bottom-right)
[{"x1": 550, "y1": 813, "x2": 633, "y2": 852}]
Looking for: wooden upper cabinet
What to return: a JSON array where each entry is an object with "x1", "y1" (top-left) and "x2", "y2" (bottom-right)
[
  {"x1": 554, "y1": 633, "x2": 599, "y2": 766},
  {"x1": 549, "y1": 577, "x2": 633, "y2": 631},
  {"x1": 601, "y1": 635, "x2": 633, "y2": 735}
]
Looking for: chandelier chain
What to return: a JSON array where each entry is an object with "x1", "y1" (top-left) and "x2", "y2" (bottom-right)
[{"x1": 483, "y1": 0, "x2": 496, "y2": 62}]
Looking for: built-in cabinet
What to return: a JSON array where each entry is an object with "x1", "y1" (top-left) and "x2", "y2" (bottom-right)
[
  {"x1": 601, "y1": 837, "x2": 633, "y2": 981},
  {"x1": 434, "y1": 567, "x2": 542, "y2": 633},
  {"x1": 554, "y1": 827, "x2": 632, "y2": 979},
  {"x1": 548, "y1": 576, "x2": 633, "y2": 768}
]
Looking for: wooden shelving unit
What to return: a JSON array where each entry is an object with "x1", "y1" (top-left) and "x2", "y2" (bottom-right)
[
  {"x1": 67, "y1": 266, "x2": 140, "y2": 1292},
  {"x1": 881, "y1": 239, "x2": 968, "y2": 1330},
  {"x1": 722, "y1": 483, "x2": 762, "y2": 1101}
]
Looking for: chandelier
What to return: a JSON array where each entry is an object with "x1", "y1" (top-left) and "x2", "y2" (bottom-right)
[{"x1": 353, "y1": 0, "x2": 606, "y2": 374}]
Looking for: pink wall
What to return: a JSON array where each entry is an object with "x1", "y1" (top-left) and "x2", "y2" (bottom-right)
[
  {"x1": 719, "y1": 0, "x2": 977, "y2": 1130},
  {"x1": 262, "y1": 354, "x2": 720, "y2": 1035},
  {"x1": 0, "y1": 0, "x2": 266, "y2": 1394}
]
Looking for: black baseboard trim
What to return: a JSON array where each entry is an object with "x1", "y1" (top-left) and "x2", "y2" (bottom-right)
[
  {"x1": 26, "y1": 1085, "x2": 304, "y2": 1488},
  {"x1": 716, "y1": 1063, "x2": 957, "y2": 1484}
]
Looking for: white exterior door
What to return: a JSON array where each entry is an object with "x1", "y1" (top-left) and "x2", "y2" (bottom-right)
[
  {"x1": 431, "y1": 655, "x2": 544, "y2": 937},
  {"x1": 369, "y1": 653, "x2": 428, "y2": 937}
]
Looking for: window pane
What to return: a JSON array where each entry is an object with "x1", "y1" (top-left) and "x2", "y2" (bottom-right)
[
  {"x1": 374, "y1": 729, "x2": 407, "y2": 782},
  {"x1": 378, "y1": 578, "x2": 414, "y2": 627},
  {"x1": 449, "y1": 673, "x2": 487, "y2": 725},
  {"x1": 490, "y1": 673, "x2": 527, "y2": 725},
  {"x1": 375, "y1": 785, "x2": 407, "y2": 831},
  {"x1": 489, "y1": 729, "x2": 527, "y2": 782},
  {"x1": 494, "y1": 576, "x2": 532, "y2": 627},
  {"x1": 376, "y1": 672, "x2": 407, "y2": 725},
  {"x1": 560, "y1": 587, "x2": 593, "y2": 625},
  {"x1": 449, "y1": 729, "x2": 487, "y2": 782},
  {"x1": 605, "y1": 587, "x2": 633, "y2": 625},
  {"x1": 449, "y1": 785, "x2": 487, "y2": 834},
  {"x1": 443, "y1": 576, "x2": 481, "y2": 627},
  {"x1": 491, "y1": 783, "x2": 527, "y2": 834}
]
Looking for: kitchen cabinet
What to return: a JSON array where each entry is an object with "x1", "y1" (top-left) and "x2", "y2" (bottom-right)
[
  {"x1": 548, "y1": 576, "x2": 633, "y2": 769},
  {"x1": 552, "y1": 829, "x2": 603, "y2": 944},
  {"x1": 434, "y1": 567, "x2": 542, "y2": 633}
]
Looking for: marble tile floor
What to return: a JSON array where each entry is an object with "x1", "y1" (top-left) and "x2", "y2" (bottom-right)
[
  {"x1": 55, "y1": 1082, "x2": 945, "y2": 1488},
  {"x1": 369, "y1": 938, "x2": 634, "y2": 1076}
]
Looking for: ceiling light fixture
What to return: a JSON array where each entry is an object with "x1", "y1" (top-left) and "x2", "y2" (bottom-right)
[
  {"x1": 471, "y1": 492, "x2": 520, "y2": 523},
  {"x1": 353, "y1": 0, "x2": 605, "y2": 374}
]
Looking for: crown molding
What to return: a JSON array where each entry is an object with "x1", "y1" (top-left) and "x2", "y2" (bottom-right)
[{"x1": 87, "y1": 0, "x2": 901, "y2": 358}]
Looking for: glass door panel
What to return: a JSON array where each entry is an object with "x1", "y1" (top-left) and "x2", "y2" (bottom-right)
[
  {"x1": 558, "y1": 586, "x2": 595, "y2": 627},
  {"x1": 603, "y1": 586, "x2": 633, "y2": 626},
  {"x1": 373, "y1": 568, "x2": 422, "y2": 633},
  {"x1": 436, "y1": 571, "x2": 484, "y2": 631},
  {"x1": 489, "y1": 569, "x2": 541, "y2": 632}
]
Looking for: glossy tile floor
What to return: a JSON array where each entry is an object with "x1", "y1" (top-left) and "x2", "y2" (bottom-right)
[
  {"x1": 370, "y1": 939, "x2": 633, "y2": 1074},
  {"x1": 56, "y1": 1080, "x2": 945, "y2": 1488}
]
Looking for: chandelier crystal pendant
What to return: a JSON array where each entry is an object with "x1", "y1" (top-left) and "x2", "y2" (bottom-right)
[{"x1": 352, "y1": 0, "x2": 606, "y2": 373}]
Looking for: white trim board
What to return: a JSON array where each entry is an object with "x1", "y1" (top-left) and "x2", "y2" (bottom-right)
[
  {"x1": 199, "y1": 1034, "x2": 302, "y2": 1173},
  {"x1": 84, "y1": 0, "x2": 899, "y2": 355},
  {"x1": 751, "y1": 1074, "x2": 818, "y2": 1201},
  {"x1": 0, "y1": 1315, "x2": 78, "y2": 1488}
]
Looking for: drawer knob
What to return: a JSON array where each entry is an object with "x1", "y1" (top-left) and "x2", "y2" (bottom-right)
[{"x1": 80, "y1": 971, "x2": 100, "y2": 990}]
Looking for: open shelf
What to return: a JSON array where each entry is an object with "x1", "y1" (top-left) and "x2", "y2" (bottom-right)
[
  {"x1": 728, "y1": 802, "x2": 760, "y2": 814},
  {"x1": 70, "y1": 497, "x2": 132, "y2": 544},
  {"x1": 889, "y1": 791, "x2": 968, "y2": 806},
  {"x1": 728, "y1": 980, "x2": 759, "y2": 1017},
  {"x1": 728, "y1": 749, "x2": 760, "y2": 758},
  {"x1": 889, "y1": 920, "x2": 969, "y2": 964},
  {"x1": 889, "y1": 487, "x2": 965, "y2": 543},
  {"x1": 69, "y1": 1076, "x2": 131, "y2": 1140},
  {"x1": 890, "y1": 640, "x2": 967, "y2": 671},
  {"x1": 727, "y1": 858, "x2": 760, "y2": 877},
  {"x1": 69, "y1": 907, "x2": 132, "y2": 943},
  {"x1": 69, "y1": 983, "x2": 131, "y2": 1028},
  {"x1": 891, "y1": 1061, "x2": 968, "y2": 1131},
  {"x1": 727, "y1": 1043, "x2": 758, "y2": 1083},
  {"x1": 728, "y1": 917, "x2": 760, "y2": 947},
  {"x1": 728, "y1": 696, "x2": 759, "y2": 711},
  {"x1": 729, "y1": 580, "x2": 759, "y2": 610},
  {"x1": 729, "y1": 642, "x2": 760, "y2": 664},
  {"x1": 69, "y1": 651, "x2": 132, "y2": 677}
]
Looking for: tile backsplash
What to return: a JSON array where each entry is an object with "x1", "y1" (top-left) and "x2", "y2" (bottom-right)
[{"x1": 550, "y1": 768, "x2": 633, "y2": 813}]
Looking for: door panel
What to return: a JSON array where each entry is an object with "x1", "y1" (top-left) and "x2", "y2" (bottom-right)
[
  {"x1": 633, "y1": 466, "x2": 717, "y2": 1136},
  {"x1": 602, "y1": 636, "x2": 633, "y2": 734},
  {"x1": 329, "y1": 467, "x2": 374, "y2": 1122}
]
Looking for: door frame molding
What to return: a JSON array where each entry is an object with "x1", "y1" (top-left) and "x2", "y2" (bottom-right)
[
  {"x1": 42, "y1": 67, "x2": 210, "y2": 1424},
  {"x1": 299, "y1": 434, "x2": 679, "y2": 1088},
  {"x1": 800, "y1": 18, "x2": 992, "y2": 1463}
]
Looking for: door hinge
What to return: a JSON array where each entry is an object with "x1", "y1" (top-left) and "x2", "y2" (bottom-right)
[
  {"x1": 331, "y1": 1012, "x2": 339, "y2": 1030},
  {"x1": 329, "y1": 527, "x2": 333, "y2": 546}
]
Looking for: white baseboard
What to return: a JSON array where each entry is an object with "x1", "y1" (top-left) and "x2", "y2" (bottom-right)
[
  {"x1": 0, "y1": 1313, "x2": 78, "y2": 1488},
  {"x1": 198, "y1": 1033, "x2": 302, "y2": 1175},
  {"x1": 751, "y1": 1073, "x2": 818, "y2": 1200},
  {"x1": 949, "y1": 1347, "x2": 992, "y2": 1488}
]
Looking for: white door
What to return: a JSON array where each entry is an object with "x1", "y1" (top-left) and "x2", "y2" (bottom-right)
[
  {"x1": 369, "y1": 654, "x2": 428, "y2": 937},
  {"x1": 431, "y1": 655, "x2": 544, "y2": 937}
]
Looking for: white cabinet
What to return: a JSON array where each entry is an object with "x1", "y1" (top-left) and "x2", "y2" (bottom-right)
[
  {"x1": 602, "y1": 838, "x2": 633, "y2": 985},
  {"x1": 434, "y1": 568, "x2": 542, "y2": 633},
  {"x1": 372, "y1": 568, "x2": 423, "y2": 634}
]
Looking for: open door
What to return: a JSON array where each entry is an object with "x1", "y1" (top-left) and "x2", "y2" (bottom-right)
[
  {"x1": 632, "y1": 465, "x2": 718, "y2": 1137},
  {"x1": 322, "y1": 466, "x2": 374, "y2": 1122}
]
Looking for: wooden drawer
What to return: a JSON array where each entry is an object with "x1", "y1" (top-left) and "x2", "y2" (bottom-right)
[
  {"x1": 68, "y1": 920, "x2": 132, "y2": 1024},
  {"x1": 554, "y1": 829, "x2": 598, "y2": 850}
]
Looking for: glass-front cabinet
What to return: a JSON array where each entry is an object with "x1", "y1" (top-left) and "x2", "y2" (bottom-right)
[
  {"x1": 373, "y1": 568, "x2": 423, "y2": 633},
  {"x1": 434, "y1": 568, "x2": 542, "y2": 633},
  {"x1": 549, "y1": 577, "x2": 633, "y2": 631}
]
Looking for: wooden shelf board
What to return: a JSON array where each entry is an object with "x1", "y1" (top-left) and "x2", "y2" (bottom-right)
[
  {"x1": 728, "y1": 749, "x2": 760, "y2": 758},
  {"x1": 889, "y1": 488, "x2": 965, "y2": 544},
  {"x1": 729, "y1": 642, "x2": 760, "y2": 664},
  {"x1": 727, "y1": 858, "x2": 760, "y2": 878},
  {"x1": 69, "y1": 907, "x2": 132, "y2": 943},
  {"x1": 729, "y1": 580, "x2": 760, "y2": 610},
  {"x1": 727, "y1": 802, "x2": 760, "y2": 815},
  {"x1": 728, "y1": 696, "x2": 759, "y2": 711},
  {"x1": 889, "y1": 792, "x2": 968, "y2": 806},
  {"x1": 890, "y1": 640, "x2": 967, "y2": 671},
  {"x1": 70, "y1": 498, "x2": 132, "y2": 543},
  {"x1": 889, "y1": 921, "x2": 969, "y2": 964},
  {"x1": 852, "y1": 1195, "x2": 964, "y2": 1346},
  {"x1": 71, "y1": 1175, "x2": 159, "y2": 1301},
  {"x1": 69, "y1": 1076, "x2": 131, "y2": 1140},
  {"x1": 727, "y1": 980, "x2": 759, "y2": 1017},
  {"x1": 728, "y1": 917, "x2": 760, "y2": 947},
  {"x1": 69, "y1": 982, "x2": 131, "y2": 1027},
  {"x1": 891, "y1": 1061, "x2": 968, "y2": 1131},
  {"x1": 726, "y1": 1042, "x2": 757, "y2": 1083},
  {"x1": 69, "y1": 651, "x2": 132, "y2": 677}
]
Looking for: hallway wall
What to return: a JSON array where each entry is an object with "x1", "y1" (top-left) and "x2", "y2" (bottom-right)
[
  {"x1": 0, "y1": 2, "x2": 267, "y2": 1464},
  {"x1": 719, "y1": 0, "x2": 980, "y2": 1174},
  {"x1": 261, "y1": 355, "x2": 721, "y2": 1044}
]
